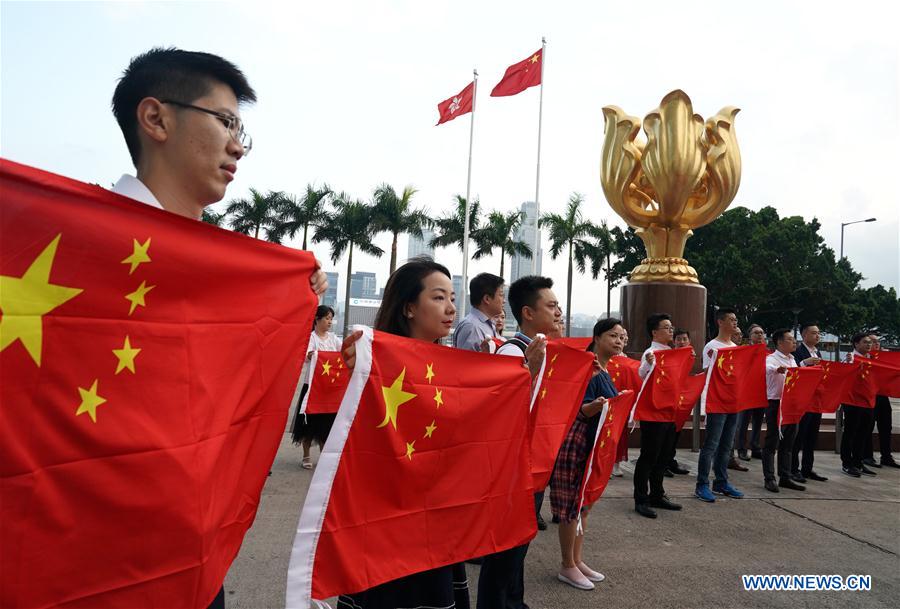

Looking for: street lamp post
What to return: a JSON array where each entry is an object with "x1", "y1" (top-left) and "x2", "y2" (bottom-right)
[{"x1": 834, "y1": 217, "x2": 876, "y2": 453}]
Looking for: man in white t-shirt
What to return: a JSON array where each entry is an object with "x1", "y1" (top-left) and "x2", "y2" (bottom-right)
[{"x1": 695, "y1": 307, "x2": 745, "y2": 503}]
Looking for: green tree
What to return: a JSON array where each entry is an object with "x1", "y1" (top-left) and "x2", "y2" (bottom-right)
[
  {"x1": 372, "y1": 184, "x2": 431, "y2": 275},
  {"x1": 539, "y1": 193, "x2": 606, "y2": 336},
  {"x1": 430, "y1": 195, "x2": 481, "y2": 251},
  {"x1": 855, "y1": 285, "x2": 900, "y2": 344},
  {"x1": 313, "y1": 194, "x2": 384, "y2": 336},
  {"x1": 270, "y1": 184, "x2": 332, "y2": 249},
  {"x1": 225, "y1": 188, "x2": 284, "y2": 242},
  {"x1": 471, "y1": 209, "x2": 532, "y2": 280},
  {"x1": 201, "y1": 208, "x2": 227, "y2": 227}
]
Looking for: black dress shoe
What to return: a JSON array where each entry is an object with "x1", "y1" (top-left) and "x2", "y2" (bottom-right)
[
  {"x1": 764, "y1": 479, "x2": 779, "y2": 493},
  {"x1": 862, "y1": 457, "x2": 880, "y2": 468},
  {"x1": 728, "y1": 458, "x2": 749, "y2": 472},
  {"x1": 663, "y1": 468, "x2": 675, "y2": 478},
  {"x1": 804, "y1": 471, "x2": 828, "y2": 482},
  {"x1": 649, "y1": 495, "x2": 682, "y2": 510},
  {"x1": 860, "y1": 465, "x2": 877, "y2": 476},
  {"x1": 842, "y1": 466, "x2": 861, "y2": 477},
  {"x1": 536, "y1": 513, "x2": 547, "y2": 530},
  {"x1": 670, "y1": 463, "x2": 689, "y2": 475},
  {"x1": 635, "y1": 503, "x2": 658, "y2": 519},
  {"x1": 790, "y1": 472, "x2": 807, "y2": 484},
  {"x1": 881, "y1": 459, "x2": 900, "y2": 469},
  {"x1": 779, "y1": 478, "x2": 806, "y2": 491},
  {"x1": 751, "y1": 450, "x2": 763, "y2": 460},
  {"x1": 738, "y1": 450, "x2": 751, "y2": 461}
]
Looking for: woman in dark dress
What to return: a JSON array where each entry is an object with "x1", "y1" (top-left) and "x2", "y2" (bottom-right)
[
  {"x1": 336, "y1": 257, "x2": 470, "y2": 609},
  {"x1": 550, "y1": 317, "x2": 625, "y2": 591}
]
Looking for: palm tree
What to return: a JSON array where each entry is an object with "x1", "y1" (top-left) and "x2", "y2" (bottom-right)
[
  {"x1": 201, "y1": 208, "x2": 227, "y2": 227},
  {"x1": 372, "y1": 183, "x2": 431, "y2": 275},
  {"x1": 539, "y1": 193, "x2": 606, "y2": 336},
  {"x1": 270, "y1": 184, "x2": 332, "y2": 249},
  {"x1": 472, "y1": 210, "x2": 532, "y2": 280},
  {"x1": 430, "y1": 195, "x2": 481, "y2": 251},
  {"x1": 313, "y1": 193, "x2": 384, "y2": 336},
  {"x1": 592, "y1": 221, "x2": 616, "y2": 317},
  {"x1": 225, "y1": 188, "x2": 285, "y2": 242}
]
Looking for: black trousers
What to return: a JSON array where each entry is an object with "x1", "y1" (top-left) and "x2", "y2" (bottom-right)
[
  {"x1": 791, "y1": 411, "x2": 822, "y2": 475},
  {"x1": 864, "y1": 395, "x2": 893, "y2": 461},
  {"x1": 762, "y1": 400, "x2": 797, "y2": 482},
  {"x1": 634, "y1": 421, "x2": 676, "y2": 504},
  {"x1": 840, "y1": 404, "x2": 873, "y2": 468},
  {"x1": 736, "y1": 407, "x2": 765, "y2": 452},
  {"x1": 476, "y1": 543, "x2": 528, "y2": 609},
  {"x1": 667, "y1": 428, "x2": 682, "y2": 468},
  {"x1": 207, "y1": 587, "x2": 224, "y2": 609}
]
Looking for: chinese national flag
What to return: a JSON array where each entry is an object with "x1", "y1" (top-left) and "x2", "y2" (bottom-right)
[
  {"x1": 869, "y1": 350, "x2": 900, "y2": 368},
  {"x1": 633, "y1": 347, "x2": 695, "y2": 422},
  {"x1": 530, "y1": 341, "x2": 596, "y2": 489},
  {"x1": 287, "y1": 328, "x2": 534, "y2": 605},
  {"x1": 779, "y1": 367, "x2": 824, "y2": 426},
  {"x1": 844, "y1": 358, "x2": 900, "y2": 407},
  {"x1": 302, "y1": 351, "x2": 351, "y2": 414},
  {"x1": 490, "y1": 48, "x2": 542, "y2": 97},
  {"x1": 0, "y1": 160, "x2": 317, "y2": 608},
  {"x1": 608, "y1": 354, "x2": 642, "y2": 393},
  {"x1": 674, "y1": 374, "x2": 707, "y2": 431},
  {"x1": 436, "y1": 81, "x2": 474, "y2": 125},
  {"x1": 701, "y1": 344, "x2": 767, "y2": 413},
  {"x1": 576, "y1": 390, "x2": 635, "y2": 511},
  {"x1": 810, "y1": 361, "x2": 859, "y2": 413},
  {"x1": 556, "y1": 337, "x2": 592, "y2": 350}
]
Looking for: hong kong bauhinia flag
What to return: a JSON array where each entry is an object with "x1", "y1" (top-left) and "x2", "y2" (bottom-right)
[
  {"x1": 576, "y1": 390, "x2": 635, "y2": 514},
  {"x1": 700, "y1": 344, "x2": 767, "y2": 413},
  {"x1": 0, "y1": 160, "x2": 317, "y2": 608},
  {"x1": 491, "y1": 48, "x2": 543, "y2": 97},
  {"x1": 436, "y1": 81, "x2": 474, "y2": 125},
  {"x1": 811, "y1": 361, "x2": 859, "y2": 413},
  {"x1": 779, "y1": 366, "x2": 825, "y2": 426},
  {"x1": 301, "y1": 350, "x2": 351, "y2": 414},
  {"x1": 529, "y1": 341, "x2": 596, "y2": 489},
  {"x1": 632, "y1": 347, "x2": 695, "y2": 422},
  {"x1": 287, "y1": 327, "x2": 535, "y2": 606}
]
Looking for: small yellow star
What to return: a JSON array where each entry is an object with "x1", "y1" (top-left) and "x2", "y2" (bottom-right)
[
  {"x1": 377, "y1": 368, "x2": 417, "y2": 429},
  {"x1": 112, "y1": 335, "x2": 141, "y2": 374},
  {"x1": 425, "y1": 362, "x2": 435, "y2": 383},
  {"x1": 405, "y1": 441, "x2": 416, "y2": 461},
  {"x1": 547, "y1": 367, "x2": 555, "y2": 378},
  {"x1": 599, "y1": 439, "x2": 605, "y2": 449},
  {"x1": 125, "y1": 280, "x2": 155, "y2": 315},
  {"x1": 121, "y1": 237, "x2": 151, "y2": 275},
  {"x1": 322, "y1": 359, "x2": 333, "y2": 376},
  {"x1": 433, "y1": 387, "x2": 444, "y2": 408},
  {"x1": 540, "y1": 387, "x2": 547, "y2": 400},
  {"x1": 608, "y1": 413, "x2": 614, "y2": 422},
  {"x1": 424, "y1": 420, "x2": 437, "y2": 438},
  {"x1": 75, "y1": 379, "x2": 107, "y2": 423},
  {"x1": 530, "y1": 54, "x2": 539, "y2": 63},
  {"x1": 606, "y1": 427, "x2": 611, "y2": 437},
  {"x1": 551, "y1": 353, "x2": 559, "y2": 363}
]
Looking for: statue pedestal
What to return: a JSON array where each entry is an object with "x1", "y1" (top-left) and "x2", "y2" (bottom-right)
[{"x1": 620, "y1": 282, "x2": 707, "y2": 372}]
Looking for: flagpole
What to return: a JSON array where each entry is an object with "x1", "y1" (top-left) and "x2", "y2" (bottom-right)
[
  {"x1": 532, "y1": 37, "x2": 546, "y2": 275},
  {"x1": 460, "y1": 69, "x2": 478, "y2": 320}
]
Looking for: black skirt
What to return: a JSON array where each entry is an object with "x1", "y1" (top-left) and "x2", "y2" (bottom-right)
[
  {"x1": 336, "y1": 563, "x2": 470, "y2": 609},
  {"x1": 290, "y1": 383, "x2": 336, "y2": 446}
]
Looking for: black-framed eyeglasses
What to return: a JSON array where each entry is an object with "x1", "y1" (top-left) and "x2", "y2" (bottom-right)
[{"x1": 160, "y1": 100, "x2": 252, "y2": 155}]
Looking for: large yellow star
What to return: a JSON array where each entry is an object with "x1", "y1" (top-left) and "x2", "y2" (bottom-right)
[
  {"x1": 425, "y1": 362, "x2": 435, "y2": 383},
  {"x1": 113, "y1": 335, "x2": 141, "y2": 374},
  {"x1": 321, "y1": 359, "x2": 333, "y2": 376},
  {"x1": 75, "y1": 379, "x2": 107, "y2": 423},
  {"x1": 121, "y1": 237, "x2": 151, "y2": 275},
  {"x1": 433, "y1": 387, "x2": 444, "y2": 408},
  {"x1": 424, "y1": 420, "x2": 437, "y2": 438},
  {"x1": 125, "y1": 280, "x2": 155, "y2": 315},
  {"x1": 0, "y1": 234, "x2": 83, "y2": 366},
  {"x1": 717, "y1": 355, "x2": 725, "y2": 369},
  {"x1": 405, "y1": 441, "x2": 416, "y2": 461},
  {"x1": 377, "y1": 367, "x2": 417, "y2": 429}
]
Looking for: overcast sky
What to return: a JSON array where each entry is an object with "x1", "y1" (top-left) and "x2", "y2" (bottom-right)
[{"x1": 2, "y1": 0, "x2": 898, "y2": 316}]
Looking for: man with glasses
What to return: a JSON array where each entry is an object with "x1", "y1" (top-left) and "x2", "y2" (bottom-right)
[{"x1": 110, "y1": 47, "x2": 327, "y2": 609}]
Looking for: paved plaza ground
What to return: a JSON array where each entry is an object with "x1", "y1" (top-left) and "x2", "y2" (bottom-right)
[{"x1": 225, "y1": 436, "x2": 900, "y2": 609}]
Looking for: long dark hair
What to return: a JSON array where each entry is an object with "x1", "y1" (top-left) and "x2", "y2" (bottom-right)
[
  {"x1": 313, "y1": 305, "x2": 334, "y2": 332},
  {"x1": 587, "y1": 317, "x2": 623, "y2": 352},
  {"x1": 375, "y1": 256, "x2": 451, "y2": 338}
]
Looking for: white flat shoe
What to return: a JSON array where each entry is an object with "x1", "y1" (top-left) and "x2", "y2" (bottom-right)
[
  {"x1": 577, "y1": 562, "x2": 606, "y2": 582},
  {"x1": 612, "y1": 463, "x2": 623, "y2": 477},
  {"x1": 558, "y1": 570, "x2": 595, "y2": 590}
]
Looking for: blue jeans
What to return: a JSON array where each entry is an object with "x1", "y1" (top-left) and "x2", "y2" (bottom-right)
[{"x1": 697, "y1": 412, "x2": 739, "y2": 487}]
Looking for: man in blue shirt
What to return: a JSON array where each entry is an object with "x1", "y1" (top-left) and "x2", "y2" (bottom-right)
[{"x1": 453, "y1": 272, "x2": 505, "y2": 351}]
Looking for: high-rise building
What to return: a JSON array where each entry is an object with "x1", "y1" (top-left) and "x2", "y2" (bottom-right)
[
  {"x1": 322, "y1": 271, "x2": 339, "y2": 308},
  {"x1": 407, "y1": 228, "x2": 435, "y2": 260},
  {"x1": 505, "y1": 201, "x2": 543, "y2": 334},
  {"x1": 346, "y1": 297, "x2": 381, "y2": 328},
  {"x1": 452, "y1": 274, "x2": 463, "y2": 327},
  {"x1": 350, "y1": 271, "x2": 377, "y2": 299}
]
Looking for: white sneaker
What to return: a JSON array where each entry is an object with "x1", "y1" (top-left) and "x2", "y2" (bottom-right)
[
  {"x1": 612, "y1": 463, "x2": 623, "y2": 477},
  {"x1": 577, "y1": 562, "x2": 606, "y2": 582},
  {"x1": 558, "y1": 567, "x2": 595, "y2": 590}
]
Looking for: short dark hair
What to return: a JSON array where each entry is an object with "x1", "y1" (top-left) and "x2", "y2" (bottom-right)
[
  {"x1": 646, "y1": 313, "x2": 671, "y2": 338},
  {"x1": 715, "y1": 307, "x2": 736, "y2": 321},
  {"x1": 799, "y1": 322, "x2": 819, "y2": 334},
  {"x1": 313, "y1": 305, "x2": 335, "y2": 331},
  {"x1": 771, "y1": 328, "x2": 792, "y2": 344},
  {"x1": 674, "y1": 328, "x2": 690, "y2": 339},
  {"x1": 375, "y1": 256, "x2": 451, "y2": 339},
  {"x1": 507, "y1": 275, "x2": 553, "y2": 326},
  {"x1": 112, "y1": 47, "x2": 257, "y2": 165},
  {"x1": 747, "y1": 323, "x2": 764, "y2": 334},
  {"x1": 469, "y1": 273, "x2": 504, "y2": 308},
  {"x1": 850, "y1": 332, "x2": 870, "y2": 347}
]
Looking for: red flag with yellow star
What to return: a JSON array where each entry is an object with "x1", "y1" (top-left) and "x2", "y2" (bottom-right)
[
  {"x1": 491, "y1": 48, "x2": 543, "y2": 97},
  {"x1": 779, "y1": 366, "x2": 825, "y2": 425},
  {"x1": 0, "y1": 159, "x2": 317, "y2": 609},
  {"x1": 302, "y1": 350, "x2": 351, "y2": 414},
  {"x1": 576, "y1": 390, "x2": 635, "y2": 511},
  {"x1": 810, "y1": 361, "x2": 859, "y2": 413},
  {"x1": 287, "y1": 327, "x2": 534, "y2": 605},
  {"x1": 608, "y1": 354, "x2": 641, "y2": 393},
  {"x1": 869, "y1": 350, "x2": 900, "y2": 368},
  {"x1": 674, "y1": 374, "x2": 707, "y2": 431},
  {"x1": 844, "y1": 358, "x2": 900, "y2": 407},
  {"x1": 529, "y1": 341, "x2": 597, "y2": 489},
  {"x1": 633, "y1": 347, "x2": 695, "y2": 422},
  {"x1": 700, "y1": 344, "x2": 767, "y2": 413}
]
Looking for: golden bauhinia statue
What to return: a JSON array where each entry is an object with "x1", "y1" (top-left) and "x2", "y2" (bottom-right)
[{"x1": 600, "y1": 90, "x2": 741, "y2": 283}]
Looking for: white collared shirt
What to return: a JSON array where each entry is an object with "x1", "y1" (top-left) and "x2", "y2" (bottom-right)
[
  {"x1": 111, "y1": 174, "x2": 164, "y2": 210},
  {"x1": 452, "y1": 307, "x2": 498, "y2": 351},
  {"x1": 639, "y1": 341, "x2": 671, "y2": 379},
  {"x1": 766, "y1": 350, "x2": 797, "y2": 400}
]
